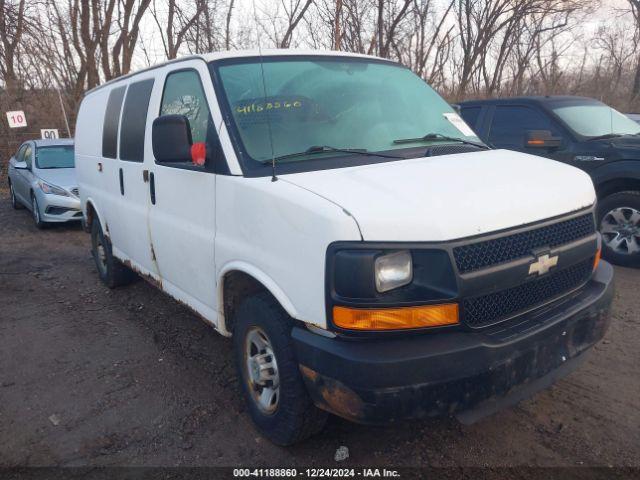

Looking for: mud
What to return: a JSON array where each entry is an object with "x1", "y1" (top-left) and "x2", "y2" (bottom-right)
[{"x1": 1, "y1": 192, "x2": 639, "y2": 469}]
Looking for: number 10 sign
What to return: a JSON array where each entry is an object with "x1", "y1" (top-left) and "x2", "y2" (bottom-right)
[{"x1": 6, "y1": 110, "x2": 27, "y2": 128}]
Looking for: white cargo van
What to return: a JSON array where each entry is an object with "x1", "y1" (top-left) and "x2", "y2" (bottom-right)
[{"x1": 76, "y1": 50, "x2": 613, "y2": 445}]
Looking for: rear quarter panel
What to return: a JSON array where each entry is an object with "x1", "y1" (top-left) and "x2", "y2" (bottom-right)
[{"x1": 75, "y1": 88, "x2": 117, "y2": 234}]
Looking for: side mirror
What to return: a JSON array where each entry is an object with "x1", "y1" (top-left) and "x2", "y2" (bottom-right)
[
  {"x1": 152, "y1": 115, "x2": 193, "y2": 162},
  {"x1": 14, "y1": 161, "x2": 28, "y2": 170},
  {"x1": 525, "y1": 130, "x2": 563, "y2": 149}
]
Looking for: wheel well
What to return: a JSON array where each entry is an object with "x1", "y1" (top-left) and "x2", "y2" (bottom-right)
[
  {"x1": 84, "y1": 201, "x2": 97, "y2": 233},
  {"x1": 222, "y1": 270, "x2": 272, "y2": 335},
  {"x1": 596, "y1": 178, "x2": 640, "y2": 199}
]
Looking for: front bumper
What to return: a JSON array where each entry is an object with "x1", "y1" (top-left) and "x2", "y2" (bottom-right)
[
  {"x1": 293, "y1": 261, "x2": 614, "y2": 424},
  {"x1": 35, "y1": 190, "x2": 82, "y2": 223}
]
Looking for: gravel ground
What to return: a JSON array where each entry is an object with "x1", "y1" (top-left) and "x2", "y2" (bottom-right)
[{"x1": 1, "y1": 190, "x2": 639, "y2": 471}]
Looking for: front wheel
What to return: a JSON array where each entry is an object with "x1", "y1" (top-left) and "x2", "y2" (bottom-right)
[
  {"x1": 233, "y1": 293, "x2": 327, "y2": 445},
  {"x1": 598, "y1": 191, "x2": 640, "y2": 267},
  {"x1": 31, "y1": 194, "x2": 46, "y2": 229},
  {"x1": 9, "y1": 182, "x2": 22, "y2": 210},
  {"x1": 91, "y1": 220, "x2": 136, "y2": 288}
]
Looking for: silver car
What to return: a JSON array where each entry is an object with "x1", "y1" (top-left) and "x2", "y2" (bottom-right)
[{"x1": 7, "y1": 139, "x2": 80, "y2": 228}]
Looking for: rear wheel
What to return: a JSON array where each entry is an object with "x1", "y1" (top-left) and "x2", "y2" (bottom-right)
[
  {"x1": 9, "y1": 182, "x2": 22, "y2": 210},
  {"x1": 233, "y1": 293, "x2": 327, "y2": 445},
  {"x1": 91, "y1": 220, "x2": 136, "y2": 288},
  {"x1": 598, "y1": 191, "x2": 640, "y2": 267}
]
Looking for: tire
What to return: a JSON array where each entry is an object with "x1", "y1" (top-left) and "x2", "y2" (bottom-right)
[
  {"x1": 31, "y1": 194, "x2": 47, "y2": 229},
  {"x1": 233, "y1": 293, "x2": 328, "y2": 445},
  {"x1": 597, "y1": 191, "x2": 640, "y2": 267},
  {"x1": 9, "y1": 182, "x2": 22, "y2": 210},
  {"x1": 91, "y1": 220, "x2": 137, "y2": 288}
]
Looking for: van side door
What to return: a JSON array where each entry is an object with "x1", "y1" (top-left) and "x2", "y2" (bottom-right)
[
  {"x1": 146, "y1": 61, "x2": 224, "y2": 323},
  {"x1": 109, "y1": 77, "x2": 158, "y2": 277}
]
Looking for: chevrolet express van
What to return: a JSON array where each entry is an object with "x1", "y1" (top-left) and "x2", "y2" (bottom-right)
[{"x1": 76, "y1": 50, "x2": 614, "y2": 445}]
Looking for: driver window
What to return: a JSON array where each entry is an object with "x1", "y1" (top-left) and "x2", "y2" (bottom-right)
[
  {"x1": 159, "y1": 69, "x2": 223, "y2": 171},
  {"x1": 160, "y1": 70, "x2": 211, "y2": 144},
  {"x1": 23, "y1": 145, "x2": 33, "y2": 169},
  {"x1": 15, "y1": 145, "x2": 27, "y2": 163}
]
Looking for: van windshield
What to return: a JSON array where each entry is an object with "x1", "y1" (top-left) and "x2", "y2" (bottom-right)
[
  {"x1": 36, "y1": 146, "x2": 75, "y2": 169},
  {"x1": 551, "y1": 103, "x2": 640, "y2": 138},
  {"x1": 212, "y1": 57, "x2": 480, "y2": 172}
]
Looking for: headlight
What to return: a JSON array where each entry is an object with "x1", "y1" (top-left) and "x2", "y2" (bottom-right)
[
  {"x1": 38, "y1": 180, "x2": 70, "y2": 197},
  {"x1": 374, "y1": 250, "x2": 413, "y2": 292}
]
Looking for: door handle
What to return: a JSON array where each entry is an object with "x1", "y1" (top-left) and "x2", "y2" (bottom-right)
[
  {"x1": 119, "y1": 168, "x2": 124, "y2": 195},
  {"x1": 149, "y1": 172, "x2": 156, "y2": 205}
]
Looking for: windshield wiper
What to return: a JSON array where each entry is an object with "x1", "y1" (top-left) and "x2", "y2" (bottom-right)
[
  {"x1": 269, "y1": 145, "x2": 404, "y2": 163},
  {"x1": 393, "y1": 132, "x2": 489, "y2": 149},
  {"x1": 586, "y1": 133, "x2": 625, "y2": 141}
]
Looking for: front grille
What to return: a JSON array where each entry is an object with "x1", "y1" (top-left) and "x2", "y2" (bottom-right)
[
  {"x1": 46, "y1": 206, "x2": 71, "y2": 215},
  {"x1": 45, "y1": 206, "x2": 80, "y2": 216},
  {"x1": 453, "y1": 213, "x2": 595, "y2": 273},
  {"x1": 462, "y1": 257, "x2": 594, "y2": 328}
]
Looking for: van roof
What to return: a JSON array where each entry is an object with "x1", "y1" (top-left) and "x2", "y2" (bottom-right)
[{"x1": 85, "y1": 49, "x2": 395, "y2": 96}]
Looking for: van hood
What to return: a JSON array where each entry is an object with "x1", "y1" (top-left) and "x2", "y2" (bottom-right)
[{"x1": 281, "y1": 149, "x2": 595, "y2": 242}]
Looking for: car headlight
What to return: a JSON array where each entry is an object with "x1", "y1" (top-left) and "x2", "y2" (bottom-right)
[
  {"x1": 374, "y1": 250, "x2": 413, "y2": 293},
  {"x1": 38, "y1": 180, "x2": 70, "y2": 197}
]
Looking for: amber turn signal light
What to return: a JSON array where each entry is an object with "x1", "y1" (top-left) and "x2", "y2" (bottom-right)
[
  {"x1": 333, "y1": 303, "x2": 459, "y2": 331},
  {"x1": 593, "y1": 248, "x2": 601, "y2": 271}
]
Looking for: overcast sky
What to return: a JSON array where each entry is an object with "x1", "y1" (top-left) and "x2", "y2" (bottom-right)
[{"x1": 130, "y1": 0, "x2": 635, "y2": 71}]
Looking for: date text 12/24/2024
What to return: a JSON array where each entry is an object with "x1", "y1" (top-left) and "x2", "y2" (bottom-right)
[{"x1": 233, "y1": 468, "x2": 401, "y2": 478}]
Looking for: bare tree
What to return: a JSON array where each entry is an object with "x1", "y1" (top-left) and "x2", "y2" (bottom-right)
[
  {"x1": 0, "y1": 0, "x2": 27, "y2": 92},
  {"x1": 151, "y1": 0, "x2": 208, "y2": 59},
  {"x1": 628, "y1": 0, "x2": 640, "y2": 101},
  {"x1": 104, "y1": 0, "x2": 152, "y2": 80},
  {"x1": 280, "y1": 0, "x2": 315, "y2": 48}
]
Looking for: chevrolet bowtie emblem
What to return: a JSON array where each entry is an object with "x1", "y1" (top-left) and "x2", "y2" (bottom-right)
[{"x1": 528, "y1": 253, "x2": 558, "y2": 276}]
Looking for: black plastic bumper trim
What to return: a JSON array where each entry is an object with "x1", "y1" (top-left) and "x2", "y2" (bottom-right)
[{"x1": 294, "y1": 261, "x2": 614, "y2": 423}]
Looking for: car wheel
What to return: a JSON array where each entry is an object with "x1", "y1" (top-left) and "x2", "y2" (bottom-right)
[
  {"x1": 31, "y1": 194, "x2": 46, "y2": 229},
  {"x1": 233, "y1": 293, "x2": 327, "y2": 445},
  {"x1": 9, "y1": 182, "x2": 22, "y2": 210},
  {"x1": 597, "y1": 191, "x2": 640, "y2": 267},
  {"x1": 91, "y1": 220, "x2": 137, "y2": 288}
]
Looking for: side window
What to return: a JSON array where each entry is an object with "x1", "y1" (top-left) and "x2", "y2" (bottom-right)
[
  {"x1": 157, "y1": 69, "x2": 226, "y2": 172},
  {"x1": 460, "y1": 107, "x2": 482, "y2": 131},
  {"x1": 160, "y1": 70, "x2": 211, "y2": 144},
  {"x1": 489, "y1": 105, "x2": 559, "y2": 148},
  {"x1": 23, "y1": 145, "x2": 33, "y2": 169},
  {"x1": 102, "y1": 86, "x2": 127, "y2": 159},
  {"x1": 15, "y1": 145, "x2": 27, "y2": 163},
  {"x1": 120, "y1": 79, "x2": 155, "y2": 162}
]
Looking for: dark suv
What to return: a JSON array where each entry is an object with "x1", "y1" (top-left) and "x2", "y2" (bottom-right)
[{"x1": 459, "y1": 96, "x2": 640, "y2": 267}]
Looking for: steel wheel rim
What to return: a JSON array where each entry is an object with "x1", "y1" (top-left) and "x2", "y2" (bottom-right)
[
  {"x1": 95, "y1": 237, "x2": 108, "y2": 273},
  {"x1": 600, "y1": 207, "x2": 640, "y2": 255},
  {"x1": 244, "y1": 326, "x2": 280, "y2": 415}
]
